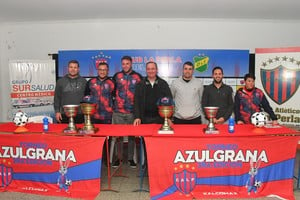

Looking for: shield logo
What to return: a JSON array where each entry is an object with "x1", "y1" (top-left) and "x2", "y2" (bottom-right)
[
  {"x1": 261, "y1": 65, "x2": 300, "y2": 105},
  {"x1": 0, "y1": 164, "x2": 13, "y2": 187},
  {"x1": 173, "y1": 169, "x2": 197, "y2": 194}
]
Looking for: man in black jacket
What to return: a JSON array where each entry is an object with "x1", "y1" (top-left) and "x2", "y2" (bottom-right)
[{"x1": 133, "y1": 61, "x2": 172, "y2": 125}]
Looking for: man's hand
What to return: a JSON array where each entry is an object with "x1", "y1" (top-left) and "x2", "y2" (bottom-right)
[
  {"x1": 56, "y1": 112, "x2": 62, "y2": 123},
  {"x1": 133, "y1": 118, "x2": 141, "y2": 126},
  {"x1": 215, "y1": 117, "x2": 225, "y2": 124},
  {"x1": 237, "y1": 120, "x2": 244, "y2": 125}
]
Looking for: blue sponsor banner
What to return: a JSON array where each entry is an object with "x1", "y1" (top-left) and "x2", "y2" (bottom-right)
[{"x1": 58, "y1": 49, "x2": 249, "y2": 77}]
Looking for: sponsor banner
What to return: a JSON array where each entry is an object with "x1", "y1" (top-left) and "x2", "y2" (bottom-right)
[
  {"x1": 255, "y1": 47, "x2": 300, "y2": 125},
  {"x1": 145, "y1": 136, "x2": 298, "y2": 200},
  {"x1": 9, "y1": 60, "x2": 56, "y2": 120},
  {"x1": 0, "y1": 134, "x2": 105, "y2": 199},
  {"x1": 58, "y1": 49, "x2": 249, "y2": 77}
]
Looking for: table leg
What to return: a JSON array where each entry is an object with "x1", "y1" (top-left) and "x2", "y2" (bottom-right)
[
  {"x1": 101, "y1": 136, "x2": 119, "y2": 192},
  {"x1": 133, "y1": 136, "x2": 149, "y2": 192}
]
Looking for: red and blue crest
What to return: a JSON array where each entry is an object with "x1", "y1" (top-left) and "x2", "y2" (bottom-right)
[
  {"x1": 261, "y1": 65, "x2": 300, "y2": 105},
  {"x1": 0, "y1": 164, "x2": 13, "y2": 187},
  {"x1": 173, "y1": 169, "x2": 196, "y2": 194}
]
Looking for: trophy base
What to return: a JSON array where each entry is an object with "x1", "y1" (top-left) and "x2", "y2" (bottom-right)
[
  {"x1": 158, "y1": 130, "x2": 174, "y2": 134},
  {"x1": 63, "y1": 129, "x2": 78, "y2": 134},
  {"x1": 204, "y1": 128, "x2": 219, "y2": 134},
  {"x1": 79, "y1": 127, "x2": 99, "y2": 134}
]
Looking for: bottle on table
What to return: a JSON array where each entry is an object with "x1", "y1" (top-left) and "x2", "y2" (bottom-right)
[
  {"x1": 43, "y1": 117, "x2": 49, "y2": 132},
  {"x1": 228, "y1": 116, "x2": 235, "y2": 133}
]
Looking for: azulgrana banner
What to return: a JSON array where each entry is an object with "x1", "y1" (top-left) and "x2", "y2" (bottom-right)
[
  {"x1": 9, "y1": 60, "x2": 56, "y2": 120},
  {"x1": 255, "y1": 47, "x2": 300, "y2": 126}
]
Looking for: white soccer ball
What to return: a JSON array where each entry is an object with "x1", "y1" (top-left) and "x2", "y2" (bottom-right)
[
  {"x1": 251, "y1": 112, "x2": 267, "y2": 127},
  {"x1": 13, "y1": 111, "x2": 28, "y2": 126}
]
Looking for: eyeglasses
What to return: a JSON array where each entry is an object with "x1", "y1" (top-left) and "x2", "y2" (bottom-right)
[{"x1": 98, "y1": 69, "x2": 108, "y2": 71}]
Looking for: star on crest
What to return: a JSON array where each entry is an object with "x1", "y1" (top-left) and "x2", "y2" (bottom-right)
[
  {"x1": 282, "y1": 56, "x2": 288, "y2": 61},
  {"x1": 268, "y1": 58, "x2": 273, "y2": 64}
]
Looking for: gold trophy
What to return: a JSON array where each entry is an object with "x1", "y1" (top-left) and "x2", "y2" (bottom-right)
[
  {"x1": 158, "y1": 105, "x2": 174, "y2": 134},
  {"x1": 79, "y1": 103, "x2": 98, "y2": 134},
  {"x1": 63, "y1": 105, "x2": 79, "y2": 134},
  {"x1": 204, "y1": 106, "x2": 219, "y2": 134}
]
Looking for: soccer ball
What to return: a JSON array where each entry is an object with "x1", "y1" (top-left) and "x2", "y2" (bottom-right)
[
  {"x1": 251, "y1": 112, "x2": 267, "y2": 127},
  {"x1": 13, "y1": 111, "x2": 28, "y2": 126}
]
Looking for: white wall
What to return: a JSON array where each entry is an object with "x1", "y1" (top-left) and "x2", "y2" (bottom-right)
[{"x1": 1, "y1": 18, "x2": 300, "y2": 121}]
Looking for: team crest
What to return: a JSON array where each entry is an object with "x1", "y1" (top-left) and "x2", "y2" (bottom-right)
[
  {"x1": 0, "y1": 164, "x2": 13, "y2": 187},
  {"x1": 261, "y1": 65, "x2": 300, "y2": 105},
  {"x1": 173, "y1": 169, "x2": 196, "y2": 194}
]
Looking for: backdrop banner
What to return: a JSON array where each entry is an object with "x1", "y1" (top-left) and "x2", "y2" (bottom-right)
[
  {"x1": 255, "y1": 47, "x2": 300, "y2": 126},
  {"x1": 58, "y1": 49, "x2": 249, "y2": 77},
  {"x1": 145, "y1": 136, "x2": 298, "y2": 200},
  {"x1": 9, "y1": 60, "x2": 56, "y2": 120},
  {"x1": 0, "y1": 134, "x2": 105, "y2": 199}
]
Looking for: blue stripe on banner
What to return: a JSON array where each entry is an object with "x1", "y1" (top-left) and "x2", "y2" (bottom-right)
[
  {"x1": 151, "y1": 158, "x2": 295, "y2": 199},
  {"x1": 278, "y1": 67, "x2": 283, "y2": 103},
  {"x1": 152, "y1": 185, "x2": 178, "y2": 200},
  {"x1": 270, "y1": 70, "x2": 275, "y2": 99},
  {"x1": 12, "y1": 159, "x2": 102, "y2": 183},
  {"x1": 261, "y1": 70, "x2": 266, "y2": 89}
]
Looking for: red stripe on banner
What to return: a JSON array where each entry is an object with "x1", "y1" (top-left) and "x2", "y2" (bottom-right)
[
  {"x1": 266, "y1": 71, "x2": 271, "y2": 93},
  {"x1": 291, "y1": 73, "x2": 296, "y2": 94},
  {"x1": 10, "y1": 91, "x2": 55, "y2": 98},
  {"x1": 274, "y1": 70, "x2": 279, "y2": 101},
  {"x1": 282, "y1": 75, "x2": 287, "y2": 102},
  {"x1": 256, "y1": 47, "x2": 300, "y2": 53}
]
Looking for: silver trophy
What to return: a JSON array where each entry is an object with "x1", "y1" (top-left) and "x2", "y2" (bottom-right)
[
  {"x1": 204, "y1": 106, "x2": 219, "y2": 134},
  {"x1": 63, "y1": 105, "x2": 79, "y2": 134}
]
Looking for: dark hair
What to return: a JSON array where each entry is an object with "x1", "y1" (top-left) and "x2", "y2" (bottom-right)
[
  {"x1": 212, "y1": 66, "x2": 223, "y2": 74},
  {"x1": 183, "y1": 61, "x2": 194, "y2": 68},
  {"x1": 146, "y1": 61, "x2": 158, "y2": 69},
  {"x1": 121, "y1": 55, "x2": 132, "y2": 62},
  {"x1": 244, "y1": 73, "x2": 256, "y2": 81},
  {"x1": 98, "y1": 62, "x2": 109, "y2": 69},
  {"x1": 68, "y1": 60, "x2": 80, "y2": 67}
]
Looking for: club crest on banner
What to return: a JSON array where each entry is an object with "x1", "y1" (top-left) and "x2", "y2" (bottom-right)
[
  {"x1": 173, "y1": 169, "x2": 197, "y2": 194},
  {"x1": 91, "y1": 52, "x2": 112, "y2": 76},
  {"x1": 260, "y1": 57, "x2": 300, "y2": 105},
  {"x1": 0, "y1": 163, "x2": 13, "y2": 187}
]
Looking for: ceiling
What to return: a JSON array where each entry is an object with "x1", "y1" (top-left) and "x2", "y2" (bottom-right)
[{"x1": 0, "y1": 0, "x2": 300, "y2": 23}]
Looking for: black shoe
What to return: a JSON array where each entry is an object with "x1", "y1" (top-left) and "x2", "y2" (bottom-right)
[
  {"x1": 112, "y1": 160, "x2": 120, "y2": 168},
  {"x1": 128, "y1": 160, "x2": 137, "y2": 168}
]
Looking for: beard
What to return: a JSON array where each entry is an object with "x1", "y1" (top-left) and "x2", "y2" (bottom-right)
[{"x1": 213, "y1": 79, "x2": 222, "y2": 84}]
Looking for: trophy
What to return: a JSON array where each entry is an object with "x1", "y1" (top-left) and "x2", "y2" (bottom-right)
[
  {"x1": 63, "y1": 105, "x2": 79, "y2": 133},
  {"x1": 158, "y1": 105, "x2": 174, "y2": 134},
  {"x1": 79, "y1": 103, "x2": 98, "y2": 134},
  {"x1": 204, "y1": 106, "x2": 219, "y2": 134}
]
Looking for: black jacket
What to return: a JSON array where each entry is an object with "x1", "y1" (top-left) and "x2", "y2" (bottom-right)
[{"x1": 133, "y1": 76, "x2": 172, "y2": 123}]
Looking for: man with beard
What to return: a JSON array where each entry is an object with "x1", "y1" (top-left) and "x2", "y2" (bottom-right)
[
  {"x1": 234, "y1": 73, "x2": 278, "y2": 125},
  {"x1": 201, "y1": 66, "x2": 233, "y2": 124},
  {"x1": 54, "y1": 60, "x2": 87, "y2": 123},
  {"x1": 171, "y1": 61, "x2": 204, "y2": 124},
  {"x1": 84, "y1": 62, "x2": 115, "y2": 124},
  {"x1": 111, "y1": 56, "x2": 142, "y2": 168}
]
